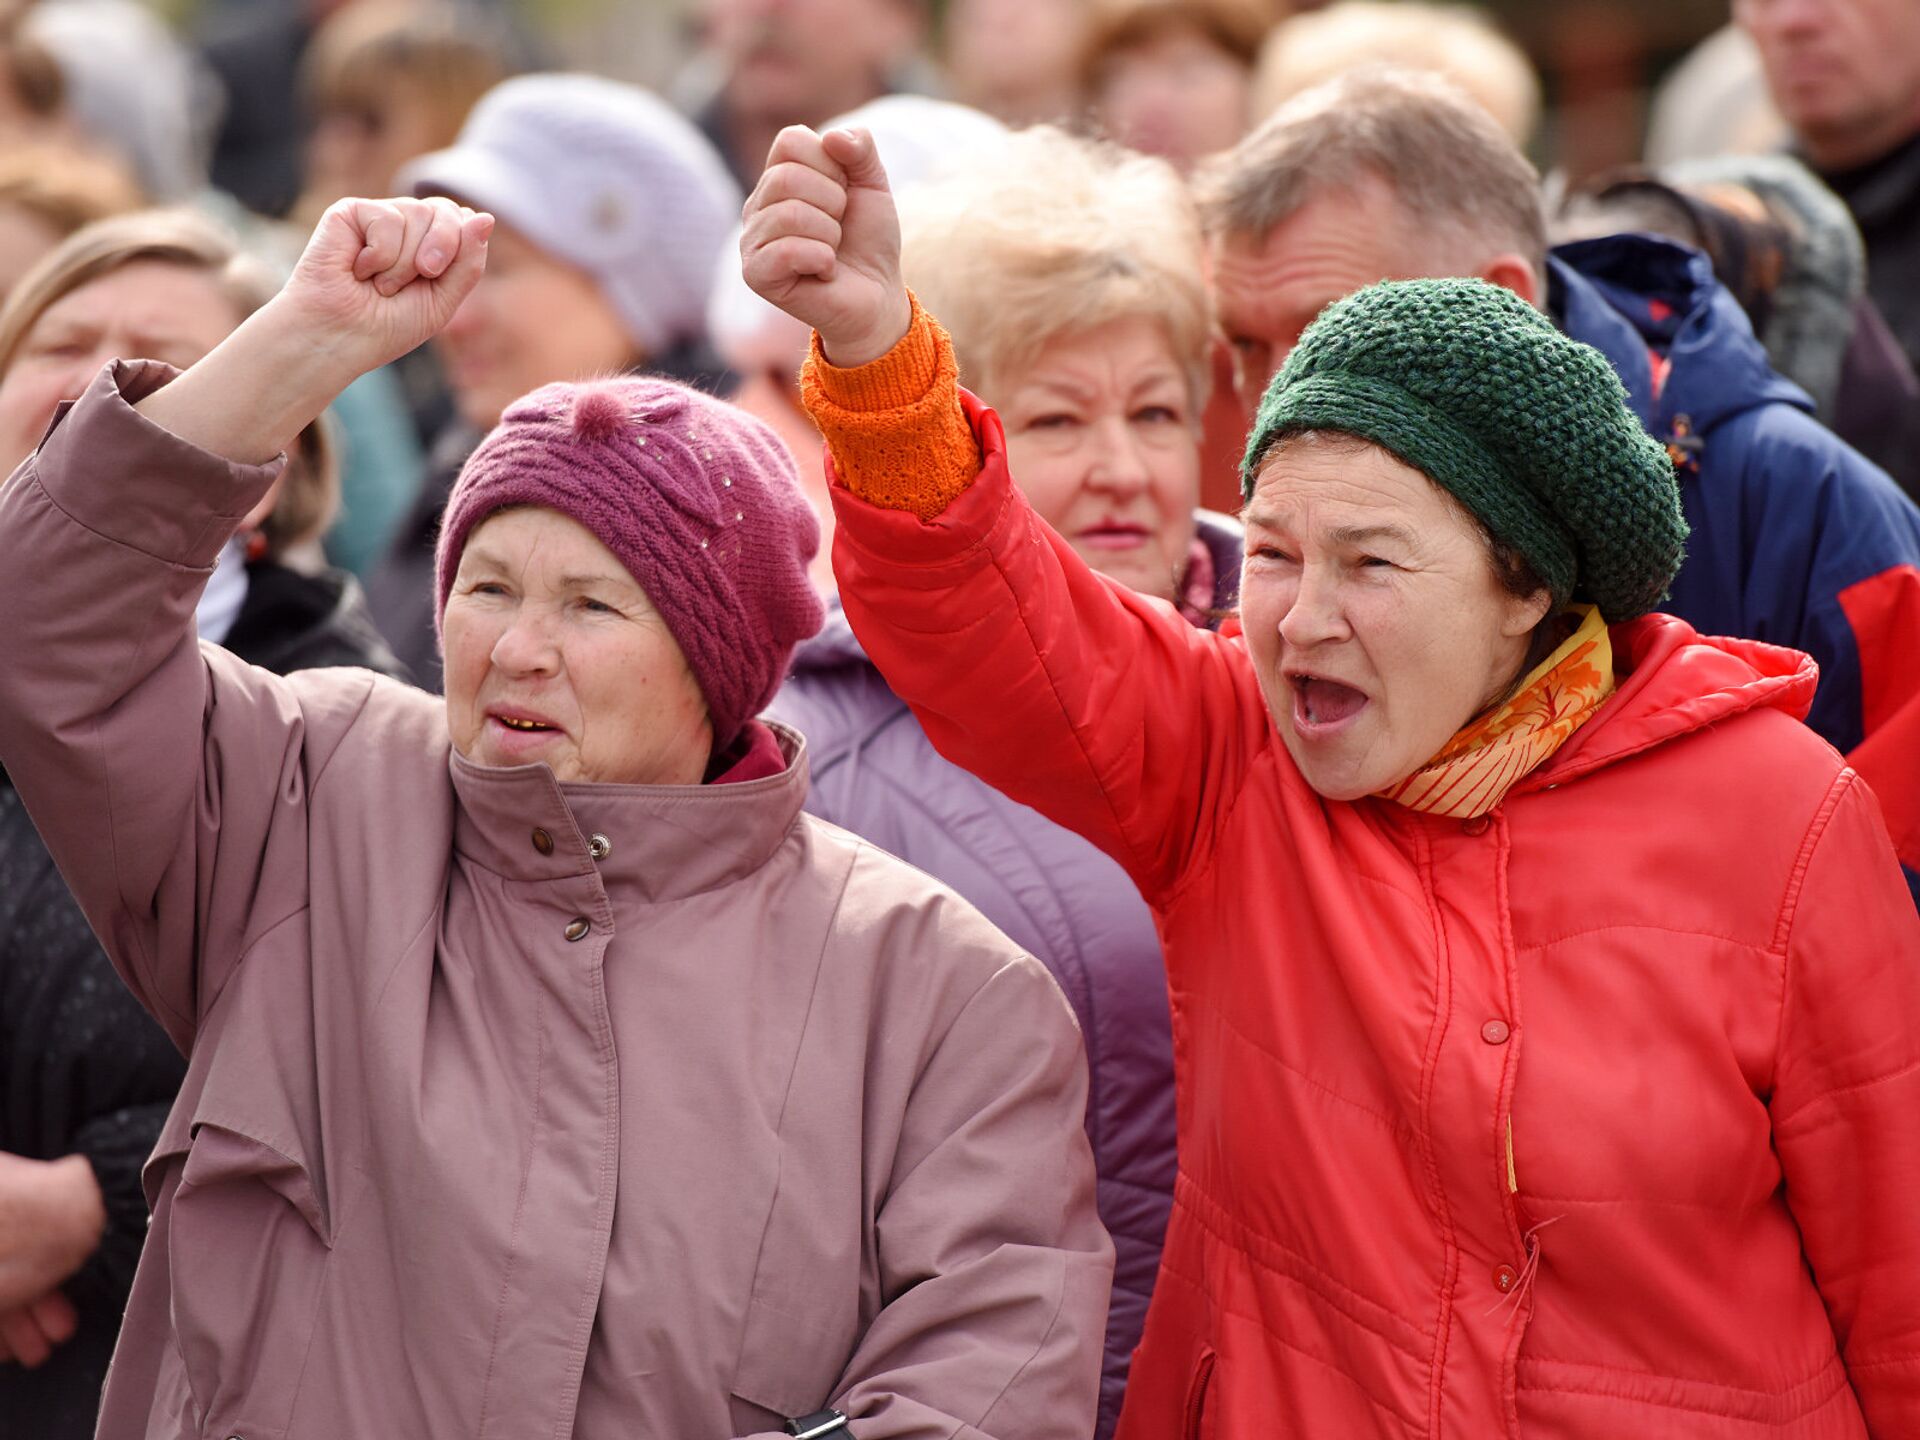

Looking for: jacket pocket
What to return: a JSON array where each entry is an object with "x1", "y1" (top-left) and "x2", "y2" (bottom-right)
[
  {"x1": 1184, "y1": 1347, "x2": 1219, "y2": 1440},
  {"x1": 165, "y1": 1120, "x2": 337, "y2": 1434}
]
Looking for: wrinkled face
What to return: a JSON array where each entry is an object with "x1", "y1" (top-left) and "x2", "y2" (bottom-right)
[
  {"x1": 1240, "y1": 439, "x2": 1550, "y2": 800},
  {"x1": 1095, "y1": 25, "x2": 1252, "y2": 171},
  {"x1": 434, "y1": 220, "x2": 638, "y2": 432},
  {"x1": 999, "y1": 315, "x2": 1201, "y2": 603},
  {"x1": 1213, "y1": 176, "x2": 1435, "y2": 416},
  {"x1": 0, "y1": 260, "x2": 246, "y2": 473},
  {"x1": 1736, "y1": 0, "x2": 1920, "y2": 168},
  {"x1": 442, "y1": 507, "x2": 714, "y2": 786},
  {"x1": 703, "y1": 0, "x2": 917, "y2": 123}
]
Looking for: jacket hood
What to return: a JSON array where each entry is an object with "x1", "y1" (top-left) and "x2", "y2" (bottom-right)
[
  {"x1": 1518, "y1": 612, "x2": 1818, "y2": 793},
  {"x1": 792, "y1": 508, "x2": 1246, "y2": 674},
  {"x1": 225, "y1": 562, "x2": 411, "y2": 682},
  {"x1": 1549, "y1": 234, "x2": 1811, "y2": 439}
]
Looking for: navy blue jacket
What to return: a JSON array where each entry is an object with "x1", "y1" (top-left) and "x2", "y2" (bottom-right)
[{"x1": 1552, "y1": 235, "x2": 1920, "y2": 898}]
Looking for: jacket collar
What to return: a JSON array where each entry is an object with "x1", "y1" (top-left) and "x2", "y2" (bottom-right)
[
  {"x1": 1548, "y1": 234, "x2": 1810, "y2": 436},
  {"x1": 1512, "y1": 613, "x2": 1817, "y2": 795},
  {"x1": 449, "y1": 720, "x2": 810, "y2": 902},
  {"x1": 1813, "y1": 128, "x2": 1920, "y2": 233}
]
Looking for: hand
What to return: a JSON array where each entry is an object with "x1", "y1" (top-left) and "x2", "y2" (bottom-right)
[
  {"x1": 134, "y1": 196, "x2": 492, "y2": 465},
  {"x1": 273, "y1": 196, "x2": 494, "y2": 389},
  {"x1": 0, "y1": 1153, "x2": 105, "y2": 1311},
  {"x1": 0, "y1": 1292, "x2": 78, "y2": 1368},
  {"x1": 742, "y1": 127, "x2": 912, "y2": 368}
]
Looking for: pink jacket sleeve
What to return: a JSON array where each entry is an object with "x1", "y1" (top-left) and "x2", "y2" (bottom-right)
[
  {"x1": 0, "y1": 361, "x2": 326, "y2": 1053},
  {"x1": 1769, "y1": 769, "x2": 1920, "y2": 1434},
  {"x1": 829, "y1": 395, "x2": 1273, "y2": 907}
]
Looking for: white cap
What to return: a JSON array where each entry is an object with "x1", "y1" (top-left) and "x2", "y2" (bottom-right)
[{"x1": 402, "y1": 73, "x2": 742, "y2": 358}]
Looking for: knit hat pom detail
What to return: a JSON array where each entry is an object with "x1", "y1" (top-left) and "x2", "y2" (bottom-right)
[{"x1": 571, "y1": 387, "x2": 631, "y2": 444}]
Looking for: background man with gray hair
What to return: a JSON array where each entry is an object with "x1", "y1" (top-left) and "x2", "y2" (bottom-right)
[{"x1": 1200, "y1": 67, "x2": 1920, "y2": 901}]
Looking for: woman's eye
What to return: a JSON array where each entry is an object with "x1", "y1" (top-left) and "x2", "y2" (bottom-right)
[
  {"x1": 1133, "y1": 405, "x2": 1182, "y2": 425},
  {"x1": 578, "y1": 597, "x2": 615, "y2": 614},
  {"x1": 1359, "y1": 555, "x2": 1396, "y2": 570},
  {"x1": 469, "y1": 581, "x2": 509, "y2": 597},
  {"x1": 1026, "y1": 413, "x2": 1079, "y2": 431},
  {"x1": 1251, "y1": 545, "x2": 1297, "y2": 564}
]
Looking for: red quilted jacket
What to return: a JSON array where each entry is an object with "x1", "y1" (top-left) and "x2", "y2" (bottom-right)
[{"x1": 829, "y1": 396, "x2": 1920, "y2": 1439}]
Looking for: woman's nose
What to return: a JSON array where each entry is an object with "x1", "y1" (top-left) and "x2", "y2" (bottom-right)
[
  {"x1": 1276, "y1": 567, "x2": 1349, "y2": 648},
  {"x1": 489, "y1": 608, "x2": 560, "y2": 674},
  {"x1": 1083, "y1": 418, "x2": 1151, "y2": 497}
]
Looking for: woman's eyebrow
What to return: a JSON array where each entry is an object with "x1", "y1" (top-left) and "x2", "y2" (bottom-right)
[
  {"x1": 1329, "y1": 523, "x2": 1415, "y2": 548},
  {"x1": 557, "y1": 571, "x2": 639, "y2": 593}
]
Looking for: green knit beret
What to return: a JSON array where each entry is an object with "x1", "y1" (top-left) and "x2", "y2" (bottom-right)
[{"x1": 1241, "y1": 277, "x2": 1688, "y2": 620}]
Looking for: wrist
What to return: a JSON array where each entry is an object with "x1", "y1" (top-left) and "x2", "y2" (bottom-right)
[
  {"x1": 134, "y1": 294, "x2": 360, "y2": 465},
  {"x1": 820, "y1": 290, "x2": 913, "y2": 369},
  {"x1": 43, "y1": 1157, "x2": 106, "y2": 1281}
]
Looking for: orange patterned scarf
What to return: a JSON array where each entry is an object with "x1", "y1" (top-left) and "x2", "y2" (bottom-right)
[{"x1": 1376, "y1": 605, "x2": 1615, "y2": 819}]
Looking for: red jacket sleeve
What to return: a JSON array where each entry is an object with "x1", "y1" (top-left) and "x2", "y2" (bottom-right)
[
  {"x1": 1769, "y1": 769, "x2": 1920, "y2": 1435},
  {"x1": 1837, "y1": 564, "x2": 1920, "y2": 892},
  {"x1": 829, "y1": 394, "x2": 1275, "y2": 904}
]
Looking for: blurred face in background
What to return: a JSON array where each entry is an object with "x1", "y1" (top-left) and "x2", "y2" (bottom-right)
[
  {"x1": 1206, "y1": 175, "x2": 1538, "y2": 417},
  {"x1": 1093, "y1": 22, "x2": 1252, "y2": 171},
  {"x1": 306, "y1": 90, "x2": 456, "y2": 209},
  {"x1": 1736, "y1": 0, "x2": 1920, "y2": 170},
  {"x1": 0, "y1": 259, "x2": 244, "y2": 471},
  {"x1": 434, "y1": 219, "x2": 637, "y2": 432},
  {"x1": 0, "y1": 202, "x2": 62, "y2": 300},
  {"x1": 944, "y1": 0, "x2": 1089, "y2": 124},
  {"x1": 703, "y1": 0, "x2": 922, "y2": 124},
  {"x1": 997, "y1": 313, "x2": 1202, "y2": 603}
]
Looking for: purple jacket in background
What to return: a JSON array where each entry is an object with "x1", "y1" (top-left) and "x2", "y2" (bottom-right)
[{"x1": 772, "y1": 512, "x2": 1242, "y2": 1440}]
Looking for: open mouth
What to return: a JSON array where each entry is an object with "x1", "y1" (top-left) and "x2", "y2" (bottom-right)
[
  {"x1": 1288, "y1": 672, "x2": 1369, "y2": 735},
  {"x1": 488, "y1": 711, "x2": 562, "y2": 738}
]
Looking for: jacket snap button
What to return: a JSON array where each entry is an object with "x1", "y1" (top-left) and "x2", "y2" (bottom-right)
[
  {"x1": 1481, "y1": 1019, "x2": 1511, "y2": 1045},
  {"x1": 1462, "y1": 815, "x2": 1491, "y2": 836},
  {"x1": 587, "y1": 833, "x2": 612, "y2": 861},
  {"x1": 531, "y1": 827, "x2": 555, "y2": 856},
  {"x1": 564, "y1": 916, "x2": 591, "y2": 942},
  {"x1": 1493, "y1": 1264, "x2": 1519, "y2": 1293}
]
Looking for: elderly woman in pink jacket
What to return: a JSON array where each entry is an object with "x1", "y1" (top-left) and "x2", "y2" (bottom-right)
[{"x1": 0, "y1": 196, "x2": 1112, "y2": 1440}]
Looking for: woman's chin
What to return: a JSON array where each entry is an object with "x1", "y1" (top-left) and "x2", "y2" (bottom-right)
[{"x1": 1275, "y1": 720, "x2": 1405, "y2": 801}]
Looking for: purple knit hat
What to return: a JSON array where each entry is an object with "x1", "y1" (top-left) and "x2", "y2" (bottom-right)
[{"x1": 435, "y1": 378, "x2": 824, "y2": 749}]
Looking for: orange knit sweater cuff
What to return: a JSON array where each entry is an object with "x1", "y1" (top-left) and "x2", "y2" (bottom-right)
[{"x1": 798, "y1": 295, "x2": 982, "y2": 521}]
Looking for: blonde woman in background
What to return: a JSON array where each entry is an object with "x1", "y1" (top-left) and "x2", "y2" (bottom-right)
[{"x1": 774, "y1": 126, "x2": 1237, "y2": 1440}]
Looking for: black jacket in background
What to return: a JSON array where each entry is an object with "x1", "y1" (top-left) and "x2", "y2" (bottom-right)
[{"x1": 0, "y1": 562, "x2": 404, "y2": 1438}]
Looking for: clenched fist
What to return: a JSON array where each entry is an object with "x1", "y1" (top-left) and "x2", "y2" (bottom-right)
[
  {"x1": 282, "y1": 196, "x2": 494, "y2": 383},
  {"x1": 133, "y1": 196, "x2": 493, "y2": 466},
  {"x1": 741, "y1": 127, "x2": 912, "y2": 368}
]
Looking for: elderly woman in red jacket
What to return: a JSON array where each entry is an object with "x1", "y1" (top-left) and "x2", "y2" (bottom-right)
[{"x1": 742, "y1": 126, "x2": 1920, "y2": 1438}]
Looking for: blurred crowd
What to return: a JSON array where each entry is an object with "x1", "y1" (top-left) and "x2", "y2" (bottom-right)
[{"x1": 1, "y1": 0, "x2": 1918, "y2": 1434}]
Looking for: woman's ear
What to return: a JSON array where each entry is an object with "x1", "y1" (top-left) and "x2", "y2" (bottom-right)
[{"x1": 1502, "y1": 583, "x2": 1555, "y2": 638}]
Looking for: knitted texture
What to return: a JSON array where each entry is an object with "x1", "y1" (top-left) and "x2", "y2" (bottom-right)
[
  {"x1": 1243, "y1": 278, "x2": 1688, "y2": 620},
  {"x1": 801, "y1": 296, "x2": 981, "y2": 520},
  {"x1": 435, "y1": 377, "x2": 824, "y2": 748},
  {"x1": 401, "y1": 74, "x2": 741, "y2": 357}
]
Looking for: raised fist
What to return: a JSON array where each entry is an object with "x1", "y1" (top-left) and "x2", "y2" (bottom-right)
[
  {"x1": 280, "y1": 196, "x2": 493, "y2": 385},
  {"x1": 741, "y1": 127, "x2": 912, "y2": 368}
]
